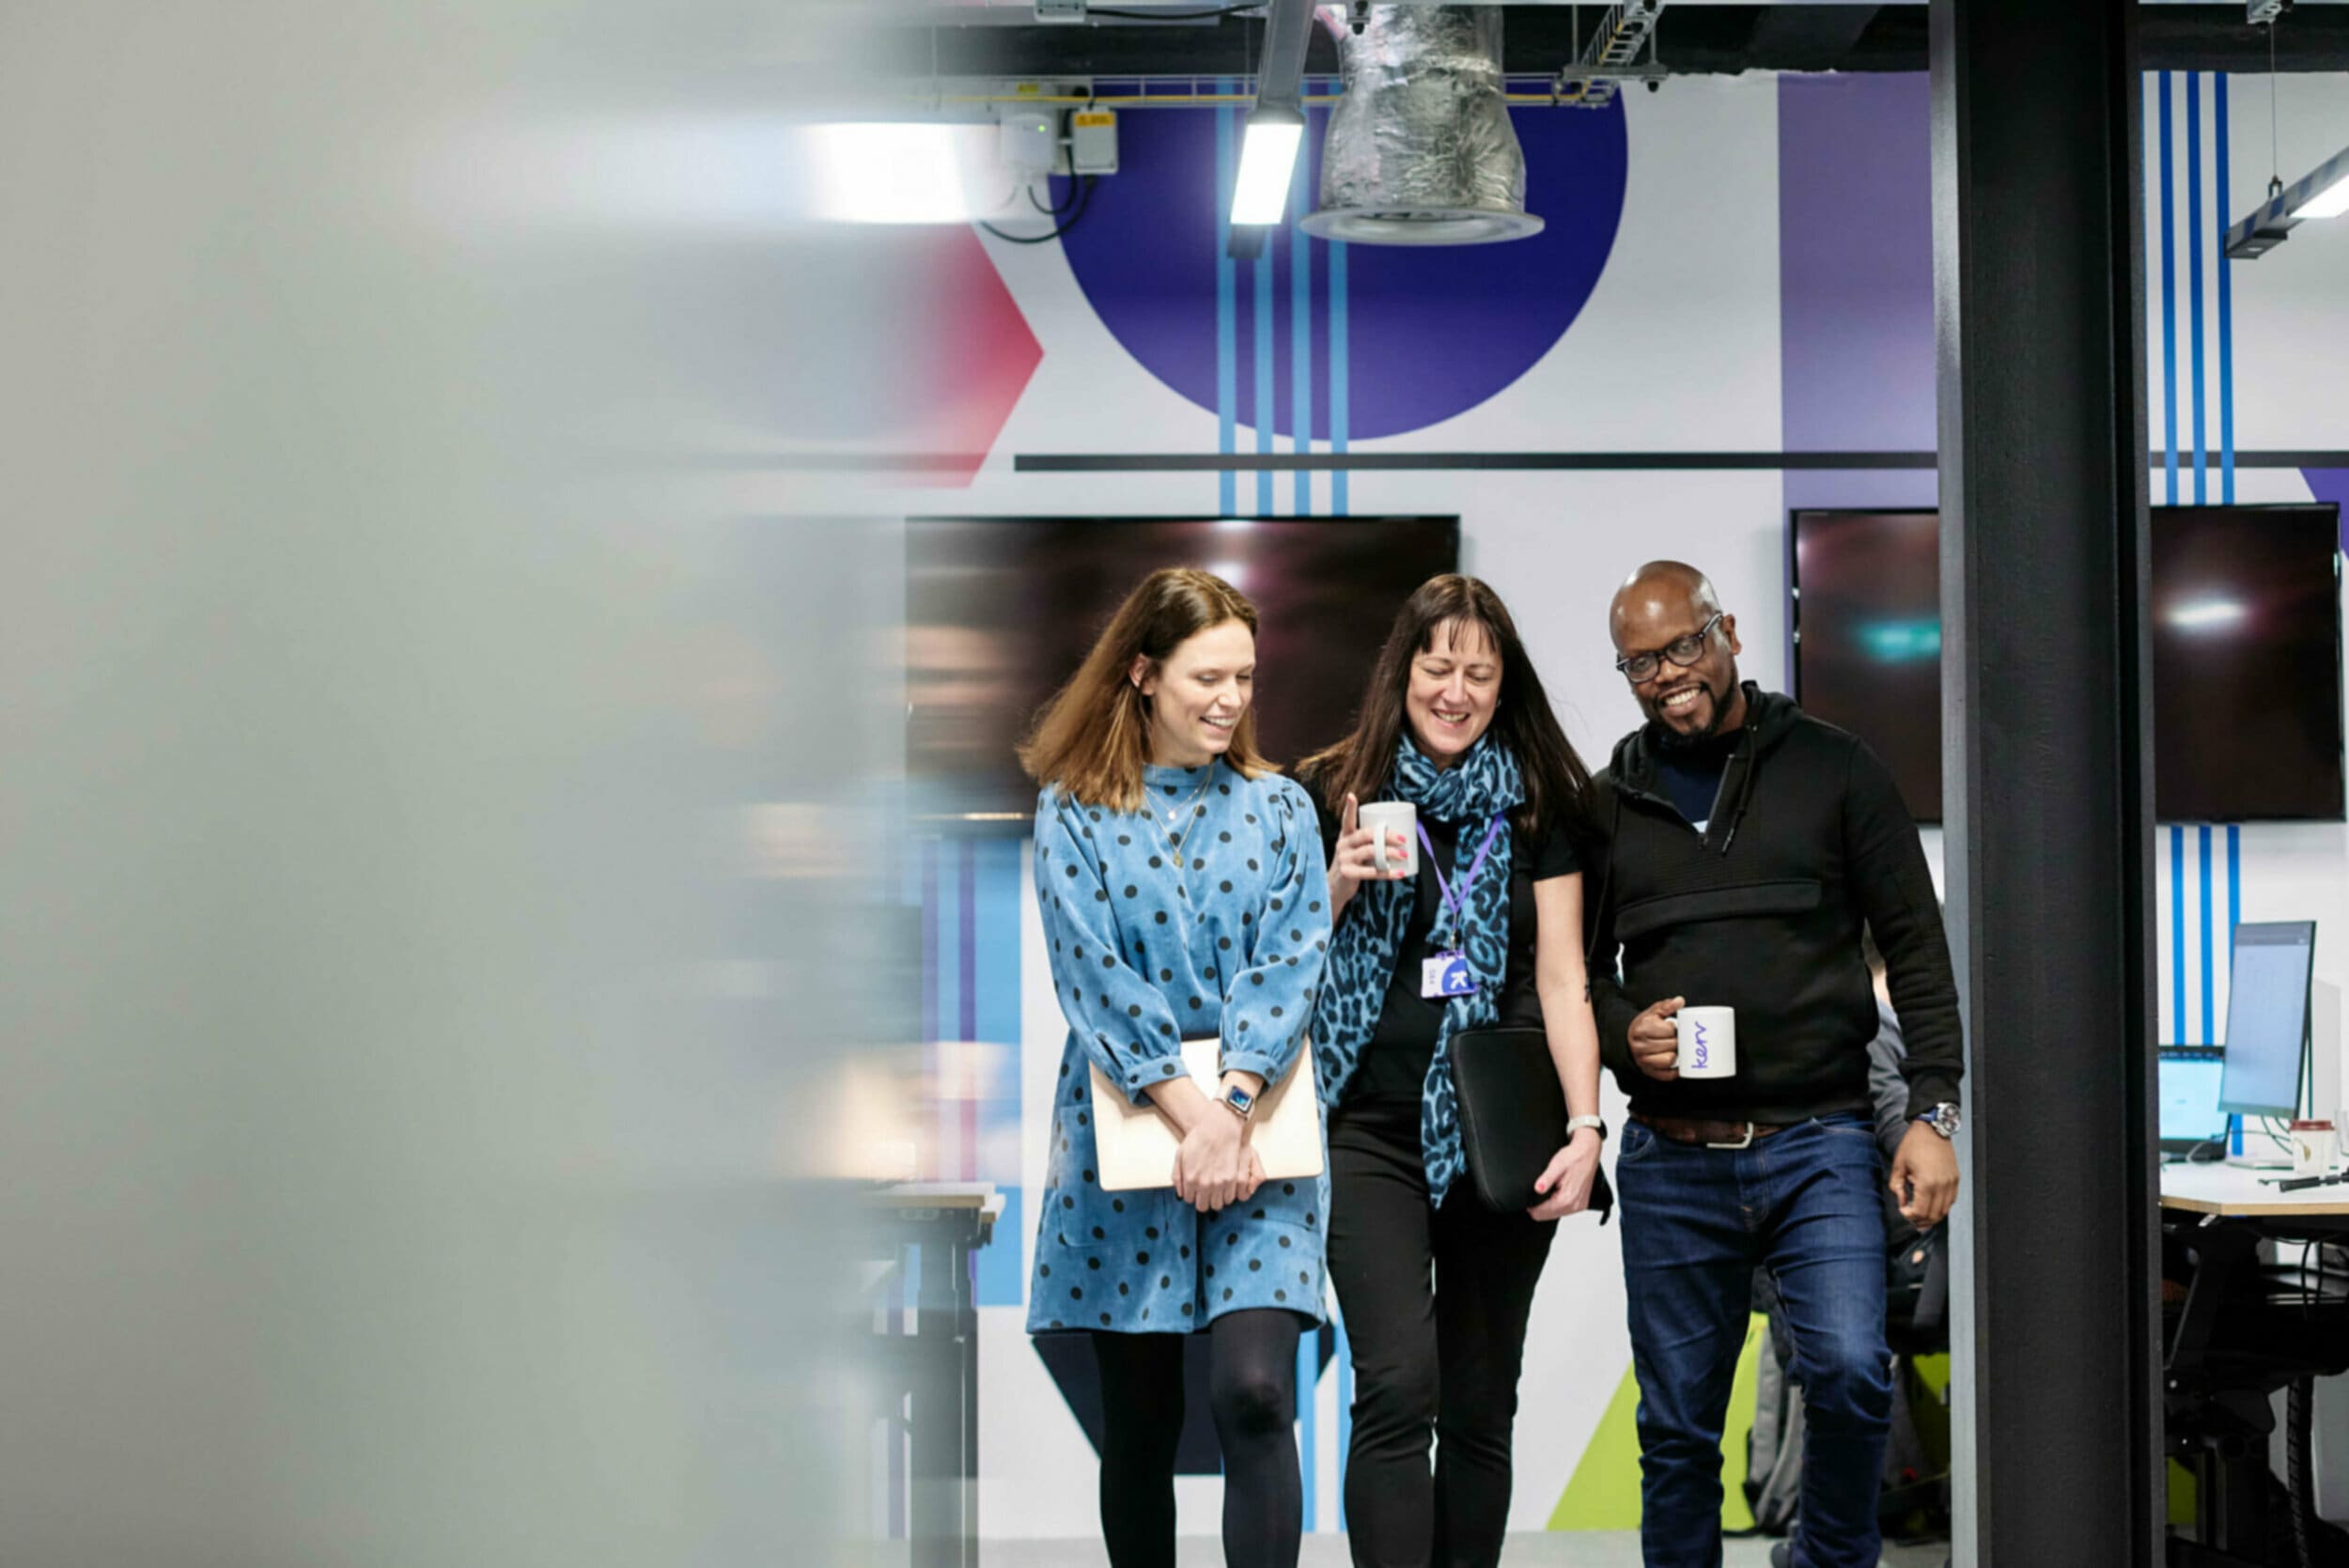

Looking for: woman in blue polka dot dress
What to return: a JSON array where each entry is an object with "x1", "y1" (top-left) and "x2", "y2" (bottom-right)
[{"x1": 1018, "y1": 567, "x2": 1332, "y2": 1568}]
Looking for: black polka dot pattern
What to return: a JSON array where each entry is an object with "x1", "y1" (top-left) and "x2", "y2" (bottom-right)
[{"x1": 1024, "y1": 772, "x2": 1333, "y2": 1333}]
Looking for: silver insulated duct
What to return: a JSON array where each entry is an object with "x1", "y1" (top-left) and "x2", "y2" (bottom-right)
[{"x1": 1299, "y1": 5, "x2": 1542, "y2": 246}]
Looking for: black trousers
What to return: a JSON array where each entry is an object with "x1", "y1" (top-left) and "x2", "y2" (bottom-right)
[{"x1": 1327, "y1": 1096, "x2": 1557, "y2": 1568}]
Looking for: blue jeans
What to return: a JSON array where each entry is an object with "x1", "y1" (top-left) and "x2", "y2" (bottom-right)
[{"x1": 1614, "y1": 1113, "x2": 1892, "y2": 1568}]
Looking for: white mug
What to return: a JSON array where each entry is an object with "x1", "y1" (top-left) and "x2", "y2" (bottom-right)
[
  {"x1": 1674, "y1": 1006, "x2": 1737, "y2": 1079},
  {"x1": 1357, "y1": 801, "x2": 1419, "y2": 877}
]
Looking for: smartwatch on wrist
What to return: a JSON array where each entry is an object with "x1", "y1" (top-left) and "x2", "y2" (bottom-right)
[
  {"x1": 1220, "y1": 1081, "x2": 1257, "y2": 1123},
  {"x1": 1566, "y1": 1113, "x2": 1607, "y2": 1141}
]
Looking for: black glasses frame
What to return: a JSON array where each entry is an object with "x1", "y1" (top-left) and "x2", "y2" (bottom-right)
[{"x1": 1613, "y1": 612, "x2": 1725, "y2": 682}]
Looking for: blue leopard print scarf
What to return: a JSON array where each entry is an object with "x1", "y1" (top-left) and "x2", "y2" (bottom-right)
[{"x1": 1311, "y1": 733, "x2": 1524, "y2": 1207}]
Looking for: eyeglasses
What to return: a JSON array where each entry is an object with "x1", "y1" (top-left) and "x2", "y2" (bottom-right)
[{"x1": 1613, "y1": 612, "x2": 1724, "y2": 683}]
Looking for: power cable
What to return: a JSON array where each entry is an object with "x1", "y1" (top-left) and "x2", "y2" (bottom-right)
[
  {"x1": 1031, "y1": 177, "x2": 1081, "y2": 216},
  {"x1": 981, "y1": 175, "x2": 1097, "y2": 244},
  {"x1": 1088, "y1": 6, "x2": 1267, "y2": 20}
]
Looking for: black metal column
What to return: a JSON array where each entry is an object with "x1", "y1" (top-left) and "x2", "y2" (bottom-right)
[{"x1": 1931, "y1": 1, "x2": 2163, "y2": 1564}]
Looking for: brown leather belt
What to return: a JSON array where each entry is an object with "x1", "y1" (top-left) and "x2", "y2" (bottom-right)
[{"x1": 1630, "y1": 1111, "x2": 1791, "y2": 1150}]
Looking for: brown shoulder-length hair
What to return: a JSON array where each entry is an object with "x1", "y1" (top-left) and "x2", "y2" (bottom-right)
[
  {"x1": 1297, "y1": 574, "x2": 1593, "y2": 844},
  {"x1": 1018, "y1": 567, "x2": 1275, "y2": 813}
]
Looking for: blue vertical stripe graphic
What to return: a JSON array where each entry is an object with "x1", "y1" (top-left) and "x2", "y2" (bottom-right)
[
  {"x1": 1336, "y1": 1320, "x2": 1354, "y2": 1529},
  {"x1": 888, "y1": 1265, "x2": 907, "y2": 1537},
  {"x1": 2226, "y1": 823, "x2": 2242, "y2": 977},
  {"x1": 2217, "y1": 74, "x2": 2236, "y2": 502},
  {"x1": 934, "y1": 845, "x2": 963, "y2": 1196},
  {"x1": 972, "y1": 839, "x2": 1022, "y2": 1044},
  {"x1": 957, "y1": 842, "x2": 977, "y2": 1043},
  {"x1": 2158, "y1": 74, "x2": 2179, "y2": 505},
  {"x1": 1255, "y1": 242, "x2": 1276, "y2": 517},
  {"x1": 1292, "y1": 141, "x2": 1314, "y2": 519},
  {"x1": 1330, "y1": 240, "x2": 1351, "y2": 517},
  {"x1": 2199, "y1": 825, "x2": 2216, "y2": 1046},
  {"x1": 1296, "y1": 1335, "x2": 1317, "y2": 1529},
  {"x1": 972, "y1": 838, "x2": 1026, "y2": 1307},
  {"x1": 2187, "y1": 73, "x2": 2207, "y2": 504},
  {"x1": 1217, "y1": 88, "x2": 1237, "y2": 519},
  {"x1": 921, "y1": 841, "x2": 941, "y2": 1053},
  {"x1": 2170, "y1": 826, "x2": 2186, "y2": 1040}
]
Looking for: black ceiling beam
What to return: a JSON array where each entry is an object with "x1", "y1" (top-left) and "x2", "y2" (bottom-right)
[
  {"x1": 853, "y1": 6, "x2": 2349, "y2": 80},
  {"x1": 1744, "y1": 4, "x2": 1886, "y2": 71}
]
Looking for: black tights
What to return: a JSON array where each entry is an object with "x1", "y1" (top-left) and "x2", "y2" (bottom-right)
[{"x1": 1092, "y1": 1311, "x2": 1306, "y2": 1568}]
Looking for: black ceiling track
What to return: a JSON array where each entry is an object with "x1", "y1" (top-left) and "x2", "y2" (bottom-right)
[{"x1": 849, "y1": 6, "x2": 2349, "y2": 80}]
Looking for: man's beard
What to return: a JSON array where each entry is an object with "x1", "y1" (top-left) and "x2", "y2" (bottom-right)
[{"x1": 1650, "y1": 676, "x2": 1739, "y2": 754}]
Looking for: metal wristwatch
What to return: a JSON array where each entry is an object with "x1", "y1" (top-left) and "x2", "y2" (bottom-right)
[
  {"x1": 1917, "y1": 1102, "x2": 1962, "y2": 1141},
  {"x1": 1220, "y1": 1081, "x2": 1258, "y2": 1123},
  {"x1": 1566, "y1": 1113, "x2": 1607, "y2": 1141}
]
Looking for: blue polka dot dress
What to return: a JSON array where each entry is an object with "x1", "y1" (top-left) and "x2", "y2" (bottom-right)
[{"x1": 1029, "y1": 760, "x2": 1334, "y2": 1335}]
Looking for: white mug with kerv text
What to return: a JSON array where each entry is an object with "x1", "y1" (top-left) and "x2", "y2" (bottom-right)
[
  {"x1": 1673, "y1": 1007, "x2": 1737, "y2": 1079},
  {"x1": 1357, "y1": 801, "x2": 1419, "y2": 877}
]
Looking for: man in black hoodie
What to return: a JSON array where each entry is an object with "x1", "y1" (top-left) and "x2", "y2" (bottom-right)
[{"x1": 1585, "y1": 562, "x2": 1962, "y2": 1568}]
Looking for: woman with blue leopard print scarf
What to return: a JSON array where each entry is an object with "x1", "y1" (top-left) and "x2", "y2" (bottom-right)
[{"x1": 1298, "y1": 575, "x2": 1604, "y2": 1568}]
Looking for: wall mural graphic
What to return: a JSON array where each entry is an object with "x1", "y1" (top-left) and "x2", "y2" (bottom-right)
[{"x1": 1053, "y1": 100, "x2": 1628, "y2": 442}]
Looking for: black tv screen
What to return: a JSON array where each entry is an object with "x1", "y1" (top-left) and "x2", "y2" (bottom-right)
[
  {"x1": 1790, "y1": 504, "x2": 2344, "y2": 823},
  {"x1": 908, "y1": 517, "x2": 1459, "y2": 822}
]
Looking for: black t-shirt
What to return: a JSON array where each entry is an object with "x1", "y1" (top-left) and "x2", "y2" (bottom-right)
[{"x1": 1315, "y1": 801, "x2": 1581, "y2": 1104}]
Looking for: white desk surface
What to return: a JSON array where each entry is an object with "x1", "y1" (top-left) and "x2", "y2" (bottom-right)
[
  {"x1": 2160, "y1": 1161, "x2": 2349, "y2": 1219},
  {"x1": 869, "y1": 1181, "x2": 1006, "y2": 1218}
]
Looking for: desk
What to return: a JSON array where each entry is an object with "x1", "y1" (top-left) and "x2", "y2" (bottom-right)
[
  {"x1": 868, "y1": 1183, "x2": 1003, "y2": 1568},
  {"x1": 2161, "y1": 1165, "x2": 2349, "y2": 1567},
  {"x1": 2162, "y1": 1164, "x2": 2349, "y2": 1222}
]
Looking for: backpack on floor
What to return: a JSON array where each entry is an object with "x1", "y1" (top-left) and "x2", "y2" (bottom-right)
[
  {"x1": 1743, "y1": 1310, "x2": 1949, "y2": 1538},
  {"x1": 1744, "y1": 1323, "x2": 1806, "y2": 1535}
]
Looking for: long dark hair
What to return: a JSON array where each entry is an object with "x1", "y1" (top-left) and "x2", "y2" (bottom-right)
[
  {"x1": 1018, "y1": 567, "x2": 1274, "y2": 813},
  {"x1": 1298, "y1": 574, "x2": 1592, "y2": 844}
]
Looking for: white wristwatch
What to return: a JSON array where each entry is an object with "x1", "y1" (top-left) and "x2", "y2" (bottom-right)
[{"x1": 1566, "y1": 1114, "x2": 1607, "y2": 1141}]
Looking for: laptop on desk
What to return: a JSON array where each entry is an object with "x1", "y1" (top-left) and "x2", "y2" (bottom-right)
[{"x1": 2159, "y1": 1046, "x2": 2231, "y2": 1160}]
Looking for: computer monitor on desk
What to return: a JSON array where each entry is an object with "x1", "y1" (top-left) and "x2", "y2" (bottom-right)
[{"x1": 2218, "y1": 920, "x2": 2316, "y2": 1164}]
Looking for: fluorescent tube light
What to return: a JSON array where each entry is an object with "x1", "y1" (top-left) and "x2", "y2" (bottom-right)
[
  {"x1": 804, "y1": 123, "x2": 978, "y2": 225},
  {"x1": 1231, "y1": 106, "x2": 1306, "y2": 227},
  {"x1": 2293, "y1": 167, "x2": 2349, "y2": 221}
]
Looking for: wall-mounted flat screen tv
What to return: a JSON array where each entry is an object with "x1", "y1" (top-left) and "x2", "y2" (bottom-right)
[
  {"x1": 1789, "y1": 503, "x2": 2344, "y2": 823},
  {"x1": 908, "y1": 517, "x2": 1459, "y2": 824}
]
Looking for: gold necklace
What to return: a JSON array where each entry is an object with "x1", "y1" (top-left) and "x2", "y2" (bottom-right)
[{"x1": 1154, "y1": 762, "x2": 1218, "y2": 849}]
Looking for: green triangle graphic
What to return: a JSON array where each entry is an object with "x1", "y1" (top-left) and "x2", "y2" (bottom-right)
[{"x1": 1548, "y1": 1313, "x2": 1768, "y2": 1532}]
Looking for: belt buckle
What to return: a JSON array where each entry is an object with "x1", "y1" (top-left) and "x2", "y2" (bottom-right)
[{"x1": 1705, "y1": 1122, "x2": 1756, "y2": 1151}]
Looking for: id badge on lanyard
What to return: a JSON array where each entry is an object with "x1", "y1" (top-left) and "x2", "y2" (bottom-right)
[
  {"x1": 1421, "y1": 952, "x2": 1477, "y2": 999},
  {"x1": 1416, "y1": 815, "x2": 1505, "y2": 1001}
]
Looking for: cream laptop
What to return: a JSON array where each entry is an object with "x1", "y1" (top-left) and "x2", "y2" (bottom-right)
[{"x1": 1088, "y1": 1038, "x2": 1323, "y2": 1192}]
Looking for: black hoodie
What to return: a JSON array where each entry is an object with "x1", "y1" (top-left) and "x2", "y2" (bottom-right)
[{"x1": 1584, "y1": 685, "x2": 1964, "y2": 1126}]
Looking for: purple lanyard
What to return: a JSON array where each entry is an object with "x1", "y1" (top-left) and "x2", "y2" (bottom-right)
[{"x1": 1416, "y1": 815, "x2": 1506, "y2": 945}]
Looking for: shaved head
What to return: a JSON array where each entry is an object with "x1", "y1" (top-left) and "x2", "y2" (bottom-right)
[{"x1": 1610, "y1": 561, "x2": 1721, "y2": 648}]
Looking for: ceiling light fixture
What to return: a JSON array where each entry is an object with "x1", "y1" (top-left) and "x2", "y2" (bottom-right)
[
  {"x1": 1232, "y1": 105, "x2": 1306, "y2": 225},
  {"x1": 2226, "y1": 145, "x2": 2349, "y2": 259},
  {"x1": 1227, "y1": 0, "x2": 1315, "y2": 252}
]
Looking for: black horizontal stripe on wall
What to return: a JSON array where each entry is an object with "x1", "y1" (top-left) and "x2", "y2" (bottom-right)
[{"x1": 1014, "y1": 450, "x2": 2349, "y2": 474}]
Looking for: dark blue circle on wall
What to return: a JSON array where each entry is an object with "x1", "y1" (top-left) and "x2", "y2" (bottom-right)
[{"x1": 1051, "y1": 100, "x2": 1628, "y2": 442}]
